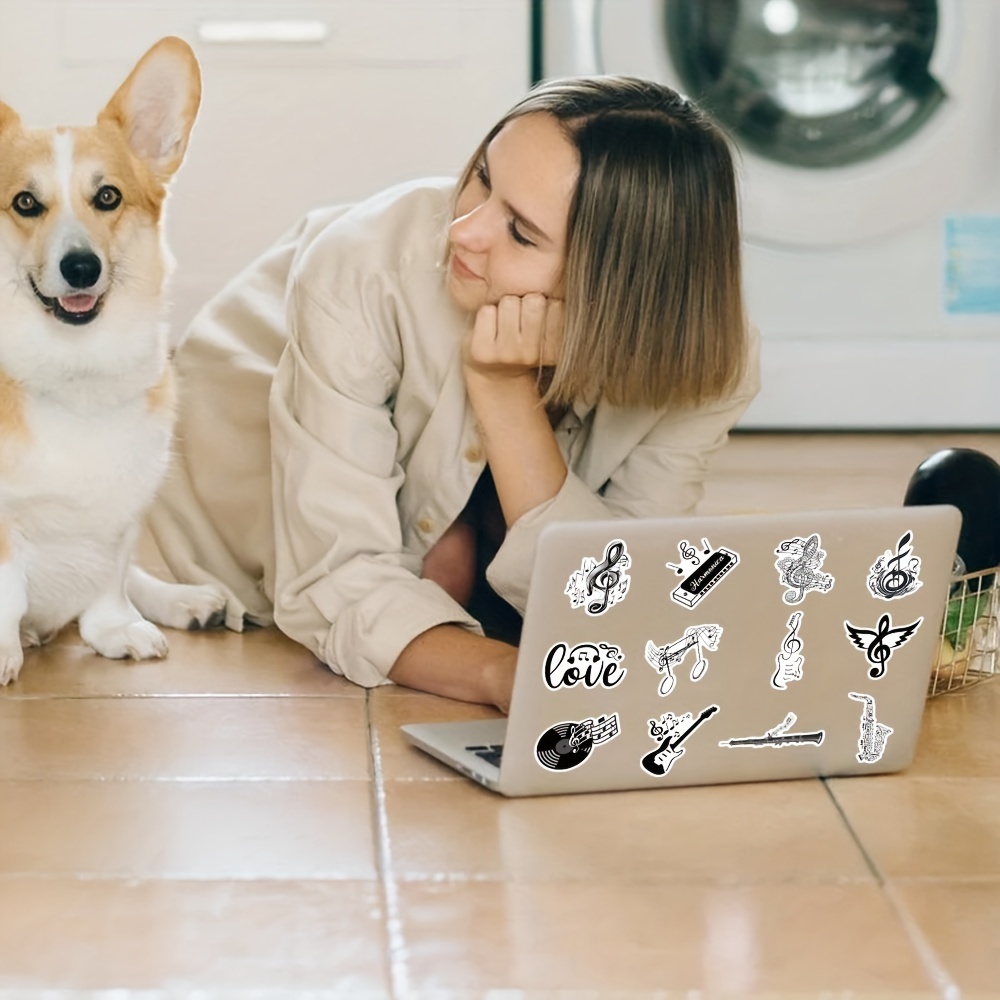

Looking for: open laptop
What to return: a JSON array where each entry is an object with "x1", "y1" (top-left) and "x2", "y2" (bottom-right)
[{"x1": 402, "y1": 505, "x2": 960, "y2": 796}]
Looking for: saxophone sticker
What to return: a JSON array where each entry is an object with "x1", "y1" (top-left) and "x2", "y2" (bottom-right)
[
  {"x1": 772, "y1": 612, "x2": 805, "y2": 690},
  {"x1": 644, "y1": 624, "x2": 723, "y2": 696},
  {"x1": 867, "y1": 531, "x2": 923, "y2": 601},
  {"x1": 848, "y1": 692, "x2": 894, "y2": 764},
  {"x1": 565, "y1": 539, "x2": 631, "y2": 616},
  {"x1": 773, "y1": 533, "x2": 835, "y2": 604}
]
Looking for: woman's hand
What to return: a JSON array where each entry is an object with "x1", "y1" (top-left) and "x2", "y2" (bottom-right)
[{"x1": 462, "y1": 293, "x2": 563, "y2": 378}]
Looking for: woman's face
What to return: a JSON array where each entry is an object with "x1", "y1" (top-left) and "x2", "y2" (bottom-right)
[{"x1": 447, "y1": 112, "x2": 579, "y2": 313}]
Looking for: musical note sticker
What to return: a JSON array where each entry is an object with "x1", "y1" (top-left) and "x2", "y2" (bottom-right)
[
  {"x1": 645, "y1": 624, "x2": 723, "y2": 696},
  {"x1": 772, "y1": 612, "x2": 805, "y2": 690},
  {"x1": 565, "y1": 539, "x2": 631, "y2": 616},
  {"x1": 535, "y1": 713, "x2": 621, "y2": 771},
  {"x1": 867, "y1": 531, "x2": 923, "y2": 601},
  {"x1": 640, "y1": 704, "x2": 719, "y2": 776},
  {"x1": 774, "y1": 533, "x2": 835, "y2": 605},
  {"x1": 719, "y1": 711, "x2": 825, "y2": 750},
  {"x1": 848, "y1": 692, "x2": 893, "y2": 764},
  {"x1": 667, "y1": 538, "x2": 740, "y2": 609},
  {"x1": 844, "y1": 614, "x2": 923, "y2": 679}
]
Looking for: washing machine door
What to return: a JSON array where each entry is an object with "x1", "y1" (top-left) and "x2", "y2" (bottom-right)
[{"x1": 590, "y1": 0, "x2": 1000, "y2": 247}]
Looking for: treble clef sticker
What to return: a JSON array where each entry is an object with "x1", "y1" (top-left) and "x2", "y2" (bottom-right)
[
  {"x1": 774, "y1": 533, "x2": 835, "y2": 605},
  {"x1": 772, "y1": 612, "x2": 805, "y2": 690},
  {"x1": 565, "y1": 539, "x2": 632, "y2": 616},
  {"x1": 844, "y1": 613, "x2": 924, "y2": 679},
  {"x1": 867, "y1": 532, "x2": 923, "y2": 601}
]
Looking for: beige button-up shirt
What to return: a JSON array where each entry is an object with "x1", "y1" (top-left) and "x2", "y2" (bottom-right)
[{"x1": 147, "y1": 178, "x2": 761, "y2": 687}]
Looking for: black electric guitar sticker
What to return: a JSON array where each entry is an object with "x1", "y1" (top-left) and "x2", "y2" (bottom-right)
[
  {"x1": 848, "y1": 692, "x2": 893, "y2": 764},
  {"x1": 640, "y1": 704, "x2": 719, "y2": 776},
  {"x1": 772, "y1": 612, "x2": 805, "y2": 690},
  {"x1": 667, "y1": 538, "x2": 739, "y2": 609},
  {"x1": 719, "y1": 711, "x2": 824, "y2": 750},
  {"x1": 565, "y1": 539, "x2": 631, "y2": 616},
  {"x1": 535, "y1": 713, "x2": 620, "y2": 771},
  {"x1": 644, "y1": 624, "x2": 723, "y2": 696},
  {"x1": 844, "y1": 614, "x2": 923, "y2": 679},
  {"x1": 543, "y1": 641, "x2": 626, "y2": 691},
  {"x1": 867, "y1": 531, "x2": 923, "y2": 600},
  {"x1": 773, "y1": 533, "x2": 835, "y2": 604}
]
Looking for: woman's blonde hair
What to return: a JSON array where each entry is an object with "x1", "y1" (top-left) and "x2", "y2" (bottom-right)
[{"x1": 456, "y1": 76, "x2": 747, "y2": 410}]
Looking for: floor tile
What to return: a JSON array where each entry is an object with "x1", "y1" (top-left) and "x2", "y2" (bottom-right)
[
  {"x1": 396, "y1": 880, "x2": 937, "y2": 993},
  {"x1": 893, "y1": 880, "x2": 1000, "y2": 995},
  {"x1": 0, "y1": 696, "x2": 369, "y2": 780},
  {"x1": 383, "y1": 778, "x2": 872, "y2": 884},
  {"x1": 370, "y1": 689, "x2": 503, "y2": 781},
  {"x1": 0, "y1": 878, "x2": 389, "y2": 992},
  {"x1": 0, "y1": 780, "x2": 377, "y2": 878},
  {"x1": 3, "y1": 626, "x2": 359, "y2": 698},
  {"x1": 910, "y1": 681, "x2": 1000, "y2": 778},
  {"x1": 828, "y1": 776, "x2": 1000, "y2": 879}
]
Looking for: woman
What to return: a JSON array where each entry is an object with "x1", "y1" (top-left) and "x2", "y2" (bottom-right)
[{"x1": 143, "y1": 76, "x2": 760, "y2": 712}]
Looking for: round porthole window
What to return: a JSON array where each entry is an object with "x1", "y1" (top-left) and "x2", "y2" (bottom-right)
[{"x1": 665, "y1": 0, "x2": 946, "y2": 168}]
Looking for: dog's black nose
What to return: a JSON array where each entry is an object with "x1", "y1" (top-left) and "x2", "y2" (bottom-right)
[{"x1": 60, "y1": 251, "x2": 102, "y2": 289}]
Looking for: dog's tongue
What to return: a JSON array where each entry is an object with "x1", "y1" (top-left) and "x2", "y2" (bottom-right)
[{"x1": 58, "y1": 294, "x2": 97, "y2": 313}]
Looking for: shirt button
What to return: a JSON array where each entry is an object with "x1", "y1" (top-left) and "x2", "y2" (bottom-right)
[
  {"x1": 417, "y1": 517, "x2": 434, "y2": 534},
  {"x1": 464, "y1": 445, "x2": 483, "y2": 463}
]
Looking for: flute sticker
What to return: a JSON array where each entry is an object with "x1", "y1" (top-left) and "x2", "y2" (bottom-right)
[
  {"x1": 667, "y1": 538, "x2": 739, "y2": 609},
  {"x1": 867, "y1": 531, "x2": 923, "y2": 601},
  {"x1": 535, "y1": 713, "x2": 621, "y2": 772},
  {"x1": 640, "y1": 704, "x2": 719, "y2": 777},
  {"x1": 565, "y1": 539, "x2": 631, "y2": 616},
  {"x1": 774, "y1": 533, "x2": 835, "y2": 605},
  {"x1": 844, "y1": 613, "x2": 923, "y2": 679},
  {"x1": 772, "y1": 612, "x2": 805, "y2": 690},
  {"x1": 719, "y1": 711, "x2": 825, "y2": 750},
  {"x1": 848, "y1": 692, "x2": 894, "y2": 764},
  {"x1": 543, "y1": 641, "x2": 626, "y2": 691},
  {"x1": 644, "y1": 624, "x2": 723, "y2": 696}
]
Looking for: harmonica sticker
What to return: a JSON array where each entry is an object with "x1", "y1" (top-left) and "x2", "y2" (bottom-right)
[
  {"x1": 844, "y1": 613, "x2": 923, "y2": 679},
  {"x1": 773, "y1": 533, "x2": 835, "y2": 605},
  {"x1": 535, "y1": 713, "x2": 620, "y2": 772},
  {"x1": 772, "y1": 612, "x2": 805, "y2": 690},
  {"x1": 867, "y1": 531, "x2": 923, "y2": 601},
  {"x1": 640, "y1": 704, "x2": 719, "y2": 777},
  {"x1": 719, "y1": 711, "x2": 824, "y2": 750},
  {"x1": 565, "y1": 539, "x2": 631, "y2": 616},
  {"x1": 543, "y1": 641, "x2": 626, "y2": 691},
  {"x1": 667, "y1": 538, "x2": 739, "y2": 609},
  {"x1": 848, "y1": 692, "x2": 893, "y2": 764},
  {"x1": 644, "y1": 624, "x2": 723, "y2": 697}
]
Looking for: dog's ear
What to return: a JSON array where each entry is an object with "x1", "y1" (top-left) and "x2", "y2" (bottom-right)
[
  {"x1": 0, "y1": 100, "x2": 20, "y2": 136},
  {"x1": 98, "y1": 36, "x2": 201, "y2": 182}
]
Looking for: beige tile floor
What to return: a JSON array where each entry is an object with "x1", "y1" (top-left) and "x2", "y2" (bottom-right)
[{"x1": 2, "y1": 433, "x2": 1000, "y2": 998}]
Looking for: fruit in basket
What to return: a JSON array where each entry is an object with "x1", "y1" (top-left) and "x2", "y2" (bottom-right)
[{"x1": 903, "y1": 448, "x2": 1000, "y2": 581}]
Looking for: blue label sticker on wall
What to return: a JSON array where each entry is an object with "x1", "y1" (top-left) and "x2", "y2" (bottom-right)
[{"x1": 945, "y1": 215, "x2": 1000, "y2": 315}]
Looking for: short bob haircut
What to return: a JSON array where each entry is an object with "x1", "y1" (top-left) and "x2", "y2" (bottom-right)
[{"x1": 455, "y1": 75, "x2": 747, "y2": 411}]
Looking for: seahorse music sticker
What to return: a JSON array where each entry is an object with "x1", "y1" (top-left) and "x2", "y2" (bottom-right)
[
  {"x1": 640, "y1": 704, "x2": 719, "y2": 776},
  {"x1": 644, "y1": 624, "x2": 723, "y2": 696},
  {"x1": 535, "y1": 713, "x2": 620, "y2": 772},
  {"x1": 565, "y1": 539, "x2": 631, "y2": 616},
  {"x1": 773, "y1": 533, "x2": 835, "y2": 604},
  {"x1": 719, "y1": 712, "x2": 825, "y2": 750},
  {"x1": 772, "y1": 612, "x2": 805, "y2": 690},
  {"x1": 667, "y1": 538, "x2": 739, "y2": 609},
  {"x1": 848, "y1": 692, "x2": 893, "y2": 764},
  {"x1": 844, "y1": 614, "x2": 923, "y2": 679},
  {"x1": 543, "y1": 641, "x2": 626, "y2": 691},
  {"x1": 867, "y1": 531, "x2": 923, "y2": 600}
]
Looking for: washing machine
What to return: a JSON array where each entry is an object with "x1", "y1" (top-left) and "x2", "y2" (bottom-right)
[{"x1": 541, "y1": 0, "x2": 1000, "y2": 428}]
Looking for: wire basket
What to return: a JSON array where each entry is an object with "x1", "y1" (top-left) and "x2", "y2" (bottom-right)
[{"x1": 929, "y1": 564, "x2": 1000, "y2": 697}]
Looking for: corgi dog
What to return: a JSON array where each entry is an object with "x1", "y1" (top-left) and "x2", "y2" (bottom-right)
[{"x1": 0, "y1": 36, "x2": 225, "y2": 685}]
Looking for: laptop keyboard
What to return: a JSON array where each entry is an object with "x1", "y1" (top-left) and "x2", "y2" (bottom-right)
[{"x1": 466, "y1": 743, "x2": 504, "y2": 768}]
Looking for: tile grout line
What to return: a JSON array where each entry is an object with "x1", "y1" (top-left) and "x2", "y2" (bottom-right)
[
  {"x1": 366, "y1": 689, "x2": 411, "y2": 1000},
  {"x1": 821, "y1": 778, "x2": 960, "y2": 1000}
]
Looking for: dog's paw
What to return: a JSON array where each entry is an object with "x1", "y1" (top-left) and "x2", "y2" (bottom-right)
[
  {"x1": 86, "y1": 620, "x2": 169, "y2": 661},
  {"x1": 0, "y1": 644, "x2": 24, "y2": 686},
  {"x1": 165, "y1": 583, "x2": 228, "y2": 631}
]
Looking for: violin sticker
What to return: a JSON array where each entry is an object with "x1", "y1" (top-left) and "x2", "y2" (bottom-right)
[
  {"x1": 644, "y1": 624, "x2": 723, "y2": 696},
  {"x1": 667, "y1": 538, "x2": 739, "y2": 609},
  {"x1": 844, "y1": 614, "x2": 923, "y2": 679},
  {"x1": 867, "y1": 531, "x2": 923, "y2": 601},
  {"x1": 535, "y1": 713, "x2": 620, "y2": 772},
  {"x1": 772, "y1": 612, "x2": 805, "y2": 690},
  {"x1": 565, "y1": 538, "x2": 631, "y2": 616},
  {"x1": 848, "y1": 692, "x2": 893, "y2": 764},
  {"x1": 719, "y1": 711, "x2": 824, "y2": 750},
  {"x1": 640, "y1": 704, "x2": 719, "y2": 777},
  {"x1": 773, "y1": 533, "x2": 835, "y2": 605}
]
